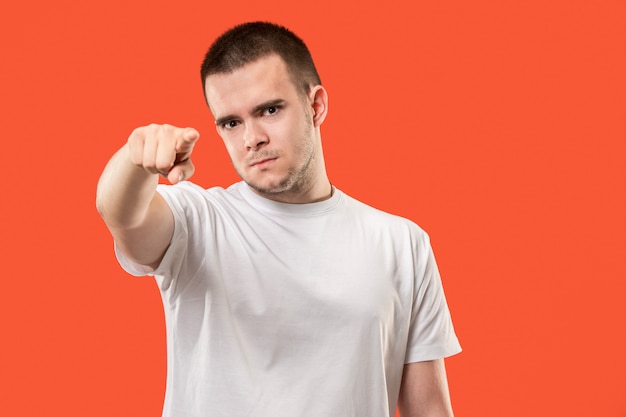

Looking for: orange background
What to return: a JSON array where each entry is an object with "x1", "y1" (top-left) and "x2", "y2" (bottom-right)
[{"x1": 1, "y1": 0, "x2": 624, "y2": 416}]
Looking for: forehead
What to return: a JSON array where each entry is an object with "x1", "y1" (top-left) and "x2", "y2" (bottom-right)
[{"x1": 204, "y1": 55, "x2": 299, "y2": 117}]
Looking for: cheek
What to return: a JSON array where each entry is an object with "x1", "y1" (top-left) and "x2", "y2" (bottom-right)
[
  {"x1": 221, "y1": 130, "x2": 240, "y2": 149},
  {"x1": 221, "y1": 136, "x2": 244, "y2": 161},
  {"x1": 268, "y1": 117, "x2": 307, "y2": 145}
]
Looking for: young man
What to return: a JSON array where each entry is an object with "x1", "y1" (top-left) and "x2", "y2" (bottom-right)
[{"x1": 97, "y1": 22, "x2": 461, "y2": 417}]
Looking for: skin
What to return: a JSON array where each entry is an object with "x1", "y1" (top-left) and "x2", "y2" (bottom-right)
[
  {"x1": 205, "y1": 54, "x2": 331, "y2": 203},
  {"x1": 95, "y1": 54, "x2": 330, "y2": 268},
  {"x1": 398, "y1": 359, "x2": 455, "y2": 417},
  {"x1": 96, "y1": 53, "x2": 454, "y2": 416}
]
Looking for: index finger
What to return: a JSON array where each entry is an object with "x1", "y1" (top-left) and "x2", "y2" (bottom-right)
[{"x1": 176, "y1": 128, "x2": 200, "y2": 153}]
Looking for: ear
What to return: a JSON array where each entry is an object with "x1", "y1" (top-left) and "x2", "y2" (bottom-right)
[{"x1": 309, "y1": 85, "x2": 329, "y2": 127}]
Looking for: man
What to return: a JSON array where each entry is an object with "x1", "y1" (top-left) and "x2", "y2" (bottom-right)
[{"x1": 96, "y1": 22, "x2": 461, "y2": 417}]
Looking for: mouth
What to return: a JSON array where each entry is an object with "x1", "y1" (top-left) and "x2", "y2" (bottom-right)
[{"x1": 250, "y1": 157, "x2": 278, "y2": 168}]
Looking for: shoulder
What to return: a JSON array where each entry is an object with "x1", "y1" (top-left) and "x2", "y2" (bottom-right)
[
  {"x1": 340, "y1": 191, "x2": 430, "y2": 241},
  {"x1": 156, "y1": 181, "x2": 231, "y2": 199},
  {"x1": 155, "y1": 181, "x2": 244, "y2": 211}
]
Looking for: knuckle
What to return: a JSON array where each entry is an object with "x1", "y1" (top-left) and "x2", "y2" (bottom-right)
[
  {"x1": 161, "y1": 123, "x2": 176, "y2": 136},
  {"x1": 129, "y1": 154, "x2": 142, "y2": 167},
  {"x1": 155, "y1": 160, "x2": 172, "y2": 172},
  {"x1": 143, "y1": 159, "x2": 156, "y2": 170},
  {"x1": 128, "y1": 126, "x2": 144, "y2": 143}
]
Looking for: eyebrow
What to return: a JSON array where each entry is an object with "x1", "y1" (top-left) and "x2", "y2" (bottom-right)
[{"x1": 214, "y1": 99, "x2": 287, "y2": 127}]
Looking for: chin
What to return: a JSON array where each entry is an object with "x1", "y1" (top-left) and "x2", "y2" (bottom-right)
[{"x1": 245, "y1": 176, "x2": 287, "y2": 195}]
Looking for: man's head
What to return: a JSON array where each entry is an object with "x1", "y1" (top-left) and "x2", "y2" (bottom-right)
[
  {"x1": 201, "y1": 23, "x2": 331, "y2": 204},
  {"x1": 200, "y1": 22, "x2": 321, "y2": 100}
]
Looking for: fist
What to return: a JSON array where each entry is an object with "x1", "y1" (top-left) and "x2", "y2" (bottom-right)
[{"x1": 128, "y1": 124, "x2": 200, "y2": 184}]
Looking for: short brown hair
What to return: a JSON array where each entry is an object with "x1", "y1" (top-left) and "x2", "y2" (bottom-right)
[{"x1": 200, "y1": 22, "x2": 321, "y2": 97}]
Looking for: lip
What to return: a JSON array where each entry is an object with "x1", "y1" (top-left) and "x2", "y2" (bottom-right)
[{"x1": 250, "y1": 157, "x2": 277, "y2": 168}]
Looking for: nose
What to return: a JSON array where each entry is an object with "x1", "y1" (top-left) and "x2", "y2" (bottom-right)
[{"x1": 243, "y1": 121, "x2": 268, "y2": 150}]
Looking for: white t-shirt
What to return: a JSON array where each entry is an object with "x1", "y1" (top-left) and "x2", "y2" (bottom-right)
[{"x1": 117, "y1": 181, "x2": 461, "y2": 417}]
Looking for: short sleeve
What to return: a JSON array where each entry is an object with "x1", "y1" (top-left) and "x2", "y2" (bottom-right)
[
  {"x1": 404, "y1": 238, "x2": 462, "y2": 363},
  {"x1": 114, "y1": 182, "x2": 205, "y2": 292}
]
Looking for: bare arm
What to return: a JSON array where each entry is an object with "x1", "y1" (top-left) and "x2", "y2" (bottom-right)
[
  {"x1": 397, "y1": 359, "x2": 455, "y2": 417},
  {"x1": 96, "y1": 124, "x2": 199, "y2": 269}
]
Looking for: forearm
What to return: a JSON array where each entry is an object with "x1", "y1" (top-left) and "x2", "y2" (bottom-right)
[
  {"x1": 397, "y1": 360, "x2": 455, "y2": 417},
  {"x1": 96, "y1": 144, "x2": 159, "y2": 230},
  {"x1": 96, "y1": 125, "x2": 197, "y2": 267}
]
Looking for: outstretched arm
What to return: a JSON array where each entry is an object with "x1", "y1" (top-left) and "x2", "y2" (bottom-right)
[
  {"x1": 96, "y1": 124, "x2": 199, "y2": 269},
  {"x1": 397, "y1": 359, "x2": 455, "y2": 417}
]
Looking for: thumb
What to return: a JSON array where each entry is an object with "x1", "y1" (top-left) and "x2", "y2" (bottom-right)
[{"x1": 167, "y1": 158, "x2": 195, "y2": 184}]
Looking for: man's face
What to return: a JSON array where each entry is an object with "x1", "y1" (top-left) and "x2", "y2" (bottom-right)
[{"x1": 204, "y1": 54, "x2": 324, "y2": 200}]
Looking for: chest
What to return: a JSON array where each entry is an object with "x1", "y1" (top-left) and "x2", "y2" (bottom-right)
[{"x1": 202, "y1": 213, "x2": 416, "y2": 337}]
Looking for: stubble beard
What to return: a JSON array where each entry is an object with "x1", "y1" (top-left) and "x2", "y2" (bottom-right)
[
  {"x1": 244, "y1": 142, "x2": 315, "y2": 197},
  {"x1": 239, "y1": 121, "x2": 316, "y2": 198}
]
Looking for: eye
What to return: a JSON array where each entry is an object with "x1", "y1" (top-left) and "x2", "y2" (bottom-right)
[
  {"x1": 222, "y1": 120, "x2": 240, "y2": 130},
  {"x1": 263, "y1": 106, "x2": 279, "y2": 116}
]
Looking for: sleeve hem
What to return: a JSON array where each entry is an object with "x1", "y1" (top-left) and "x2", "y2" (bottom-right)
[
  {"x1": 114, "y1": 243, "x2": 157, "y2": 277},
  {"x1": 404, "y1": 342, "x2": 462, "y2": 364}
]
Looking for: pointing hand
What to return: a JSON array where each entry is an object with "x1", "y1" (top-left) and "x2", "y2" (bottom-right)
[{"x1": 127, "y1": 124, "x2": 200, "y2": 184}]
